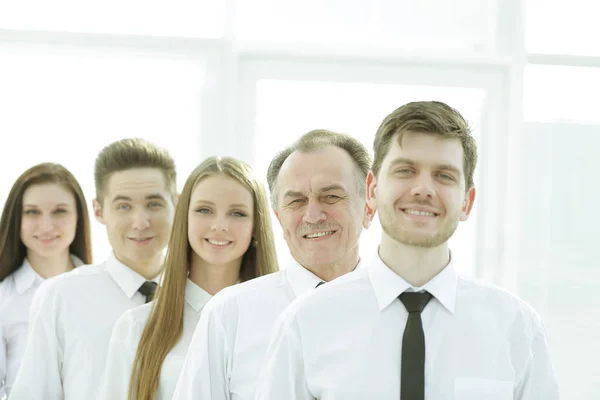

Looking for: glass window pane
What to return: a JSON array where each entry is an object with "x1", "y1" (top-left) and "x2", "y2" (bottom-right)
[
  {"x1": 0, "y1": 0, "x2": 225, "y2": 38},
  {"x1": 236, "y1": 0, "x2": 494, "y2": 52},
  {"x1": 519, "y1": 122, "x2": 600, "y2": 399},
  {"x1": 523, "y1": 64, "x2": 600, "y2": 123},
  {"x1": 525, "y1": 0, "x2": 600, "y2": 56},
  {"x1": 0, "y1": 44, "x2": 204, "y2": 261},
  {"x1": 253, "y1": 79, "x2": 486, "y2": 276}
]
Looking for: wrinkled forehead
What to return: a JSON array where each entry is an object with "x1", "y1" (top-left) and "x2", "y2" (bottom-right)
[{"x1": 277, "y1": 148, "x2": 357, "y2": 195}]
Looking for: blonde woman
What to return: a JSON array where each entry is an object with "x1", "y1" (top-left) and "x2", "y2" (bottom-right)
[{"x1": 98, "y1": 156, "x2": 279, "y2": 400}]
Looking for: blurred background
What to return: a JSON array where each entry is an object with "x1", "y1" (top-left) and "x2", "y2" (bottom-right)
[{"x1": 0, "y1": 0, "x2": 596, "y2": 397}]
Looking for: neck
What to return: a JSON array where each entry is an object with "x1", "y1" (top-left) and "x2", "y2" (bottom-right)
[
  {"x1": 379, "y1": 234, "x2": 450, "y2": 287},
  {"x1": 27, "y1": 250, "x2": 74, "y2": 279},
  {"x1": 114, "y1": 252, "x2": 163, "y2": 280},
  {"x1": 307, "y1": 248, "x2": 360, "y2": 282},
  {"x1": 188, "y1": 253, "x2": 241, "y2": 296}
]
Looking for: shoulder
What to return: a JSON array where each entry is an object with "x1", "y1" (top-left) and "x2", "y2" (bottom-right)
[
  {"x1": 206, "y1": 270, "x2": 286, "y2": 312},
  {"x1": 458, "y1": 276, "x2": 544, "y2": 327},
  {"x1": 111, "y1": 302, "x2": 153, "y2": 343},
  {"x1": 34, "y1": 262, "x2": 107, "y2": 304},
  {"x1": 277, "y1": 268, "x2": 370, "y2": 326},
  {"x1": 0, "y1": 276, "x2": 16, "y2": 312}
]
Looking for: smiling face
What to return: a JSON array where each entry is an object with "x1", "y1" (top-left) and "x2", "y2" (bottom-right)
[
  {"x1": 367, "y1": 132, "x2": 475, "y2": 248},
  {"x1": 93, "y1": 168, "x2": 176, "y2": 273},
  {"x1": 274, "y1": 146, "x2": 368, "y2": 270},
  {"x1": 20, "y1": 183, "x2": 78, "y2": 260},
  {"x1": 187, "y1": 174, "x2": 254, "y2": 268}
]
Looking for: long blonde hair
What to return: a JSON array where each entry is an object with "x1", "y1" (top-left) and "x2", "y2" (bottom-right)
[{"x1": 129, "y1": 156, "x2": 279, "y2": 400}]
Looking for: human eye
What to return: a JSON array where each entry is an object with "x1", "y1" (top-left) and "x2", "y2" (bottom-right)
[
  {"x1": 148, "y1": 201, "x2": 164, "y2": 209},
  {"x1": 287, "y1": 199, "x2": 305, "y2": 206},
  {"x1": 323, "y1": 195, "x2": 342, "y2": 204},
  {"x1": 437, "y1": 172, "x2": 456, "y2": 182},
  {"x1": 116, "y1": 203, "x2": 131, "y2": 211}
]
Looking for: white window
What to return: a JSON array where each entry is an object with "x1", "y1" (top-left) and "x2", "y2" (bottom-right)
[
  {"x1": 236, "y1": 0, "x2": 495, "y2": 52},
  {"x1": 238, "y1": 61, "x2": 502, "y2": 277},
  {"x1": 0, "y1": 43, "x2": 205, "y2": 260}
]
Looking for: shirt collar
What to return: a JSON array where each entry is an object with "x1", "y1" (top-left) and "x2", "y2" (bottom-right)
[
  {"x1": 13, "y1": 259, "x2": 42, "y2": 294},
  {"x1": 368, "y1": 252, "x2": 458, "y2": 314},
  {"x1": 184, "y1": 279, "x2": 213, "y2": 312},
  {"x1": 285, "y1": 258, "x2": 326, "y2": 298},
  {"x1": 106, "y1": 252, "x2": 160, "y2": 299},
  {"x1": 14, "y1": 254, "x2": 86, "y2": 295},
  {"x1": 285, "y1": 256, "x2": 364, "y2": 298}
]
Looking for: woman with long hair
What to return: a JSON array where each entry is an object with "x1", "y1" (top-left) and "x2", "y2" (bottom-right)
[
  {"x1": 99, "y1": 156, "x2": 279, "y2": 400},
  {"x1": 0, "y1": 163, "x2": 92, "y2": 397}
]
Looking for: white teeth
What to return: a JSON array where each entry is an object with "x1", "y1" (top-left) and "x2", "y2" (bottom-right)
[
  {"x1": 207, "y1": 239, "x2": 230, "y2": 246},
  {"x1": 404, "y1": 209, "x2": 436, "y2": 217},
  {"x1": 305, "y1": 231, "x2": 334, "y2": 239}
]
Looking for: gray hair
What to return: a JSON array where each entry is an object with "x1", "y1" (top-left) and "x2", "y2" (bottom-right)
[{"x1": 266, "y1": 129, "x2": 372, "y2": 210}]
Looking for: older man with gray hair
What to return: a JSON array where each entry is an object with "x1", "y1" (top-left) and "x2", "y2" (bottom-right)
[{"x1": 172, "y1": 129, "x2": 373, "y2": 400}]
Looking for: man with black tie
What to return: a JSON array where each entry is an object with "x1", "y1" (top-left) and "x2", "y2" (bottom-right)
[
  {"x1": 10, "y1": 138, "x2": 177, "y2": 399},
  {"x1": 172, "y1": 129, "x2": 374, "y2": 399},
  {"x1": 255, "y1": 102, "x2": 560, "y2": 399}
]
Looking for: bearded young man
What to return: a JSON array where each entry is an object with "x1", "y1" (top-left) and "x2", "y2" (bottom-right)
[{"x1": 254, "y1": 101, "x2": 560, "y2": 400}]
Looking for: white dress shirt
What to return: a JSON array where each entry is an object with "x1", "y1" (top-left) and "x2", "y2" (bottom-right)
[
  {"x1": 255, "y1": 253, "x2": 560, "y2": 400},
  {"x1": 172, "y1": 257, "x2": 362, "y2": 400},
  {"x1": 9, "y1": 252, "x2": 159, "y2": 400},
  {"x1": 98, "y1": 279, "x2": 212, "y2": 400},
  {"x1": 0, "y1": 255, "x2": 83, "y2": 398}
]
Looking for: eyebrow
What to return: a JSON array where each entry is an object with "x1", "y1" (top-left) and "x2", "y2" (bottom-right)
[
  {"x1": 111, "y1": 194, "x2": 167, "y2": 204},
  {"x1": 389, "y1": 158, "x2": 461, "y2": 175},
  {"x1": 283, "y1": 190, "x2": 305, "y2": 199},
  {"x1": 23, "y1": 203, "x2": 72, "y2": 208},
  {"x1": 283, "y1": 185, "x2": 347, "y2": 199},
  {"x1": 318, "y1": 184, "x2": 347, "y2": 193},
  {"x1": 192, "y1": 200, "x2": 250, "y2": 208}
]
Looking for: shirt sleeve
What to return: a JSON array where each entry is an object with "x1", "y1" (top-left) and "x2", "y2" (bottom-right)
[
  {"x1": 254, "y1": 311, "x2": 314, "y2": 400},
  {"x1": 172, "y1": 301, "x2": 230, "y2": 400},
  {"x1": 9, "y1": 282, "x2": 64, "y2": 399},
  {"x1": 0, "y1": 324, "x2": 7, "y2": 399},
  {"x1": 97, "y1": 312, "x2": 138, "y2": 400},
  {"x1": 515, "y1": 314, "x2": 561, "y2": 399}
]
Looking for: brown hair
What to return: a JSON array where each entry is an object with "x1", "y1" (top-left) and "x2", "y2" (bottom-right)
[
  {"x1": 94, "y1": 138, "x2": 176, "y2": 204},
  {"x1": 372, "y1": 101, "x2": 478, "y2": 189},
  {"x1": 129, "y1": 156, "x2": 279, "y2": 400},
  {"x1": 0, "y1": 163, "x2": 92, "y2": 281},
  {"x1": 267, "y1": 129, "x2": 372, "y2": 209}
]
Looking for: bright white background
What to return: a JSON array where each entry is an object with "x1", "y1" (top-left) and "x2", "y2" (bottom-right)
[{"x1": 0, "y1": 0, "x2": 595, "y2": 397}]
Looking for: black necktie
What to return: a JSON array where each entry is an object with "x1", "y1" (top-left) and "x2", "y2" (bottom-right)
[
  {"x1": 138, "y1": 281, "x2": 158, "y2": 303},
  {"x1": 315, "y1": 281, "x2": 325, "y2": 288},
  {"x1": 399, "y1": 291, "x2": 432, "y2": 400}
]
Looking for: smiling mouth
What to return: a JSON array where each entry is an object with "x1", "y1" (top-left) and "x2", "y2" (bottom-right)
[
  {"x1": 36, "y1": 236, "x2": 58, "y2": 241},
  {"x1": 205, "y1": 239, "x2": 232, "y2": 246},
  {"x1": 303, "y1": 231, "x2": 336, "y2": 239},
  {"x1": 129, "y1": 237, "x2": 154, "y2": 243},
  {"x1": 401, "y1": 208, "x2": 438, "y2": 217}
]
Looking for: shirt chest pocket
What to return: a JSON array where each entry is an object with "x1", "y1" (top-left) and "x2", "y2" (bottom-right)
[{"x1": 454, "y1": 378, "x2": 513, "y2": 400}]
